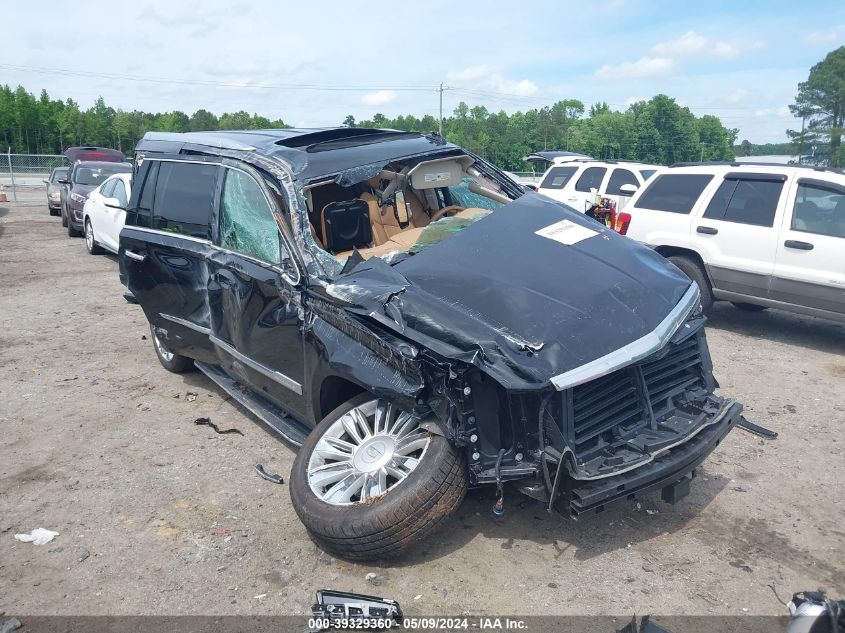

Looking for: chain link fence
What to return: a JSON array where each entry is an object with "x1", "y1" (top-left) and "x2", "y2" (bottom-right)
[{"x1": 2, "y1": 152, "x2": 69, "y2": 202}]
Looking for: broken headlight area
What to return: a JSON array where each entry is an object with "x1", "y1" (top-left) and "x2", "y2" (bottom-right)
[{"x1": 436, "y1": 315, "x2": 741, "y2": 516}]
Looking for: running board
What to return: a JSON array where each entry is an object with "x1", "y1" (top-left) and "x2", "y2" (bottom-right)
[{"x1": 195, "y1": 361, "x2": 309, "y2": 447}]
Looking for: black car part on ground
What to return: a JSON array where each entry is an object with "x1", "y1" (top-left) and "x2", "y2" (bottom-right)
[{"x1": 311, "y1": 590, "x2": 402, "y2": 628}]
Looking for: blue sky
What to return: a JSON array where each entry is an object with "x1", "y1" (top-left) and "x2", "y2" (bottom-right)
[{"x1": 5, "y1": 0, "x2": 844, "y2": 142}]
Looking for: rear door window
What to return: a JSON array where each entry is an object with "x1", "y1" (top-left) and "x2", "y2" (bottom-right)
[
  {"x1": 100, "y1": 179, "x2": 117, "y2": 197},
  {"x1": 635, "y1": 174, "x2": 714, "y2": 214},
  {"x1": 152, "y1": 161, "x2": 219, "y2": 239},
  {"x1": 540, "y1": 166, "x2": 578, "y2": 190},
  {"x1": 703, "y1": 175, "x2": 785, "y2": 227},
  {"x1": 132, "y1": 161, "x2": 159, "y2": 228},
  {"x1": 791, "y1": 180, "x2": 845, "y2": 239},
  {"x1": 218, "y1": 168, "x2": 281, "y2": 264},
  {"x1": 606, "y1": 168, "x2": 639, "y2": 195},
  {"x1": 114, "y1": 179, "x2": 129, "y2": 208},
  {"x1": 574, "y1": 167, "x2": 606, "y2": 193}
]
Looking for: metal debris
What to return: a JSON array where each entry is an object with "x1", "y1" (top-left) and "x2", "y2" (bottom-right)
[{"x1": 254, "y1": 464, "x2": 284, "y2": 484}]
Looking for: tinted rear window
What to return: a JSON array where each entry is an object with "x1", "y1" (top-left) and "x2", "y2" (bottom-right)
[
  {"x1": 151, "y1": 162, "x2": 219, "y2": 239},
  {"x1": 575, "y1": 167, "x2": 606, "y2": 193},
  {"x1": 606, "y1": 168, "x2": 639, "y2": 195},
  {"x1": 636, "y1": 174, "x2": 714, "y2": 214},
  {"x1": 540, "y1": 166, "x2": 578, "y2": 190},
  {"x1": 703, "y1": 178, "x2": 784, "y2": 227}
]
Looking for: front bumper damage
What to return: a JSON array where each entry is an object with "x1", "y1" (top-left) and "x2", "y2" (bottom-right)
[{"x1": 554, "y1": 398, "x2": 740, "y2": 516}]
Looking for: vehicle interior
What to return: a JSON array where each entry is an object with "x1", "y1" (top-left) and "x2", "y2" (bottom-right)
[{"x1": 302, "y1": 156, "x2": 513, "y2": 261}]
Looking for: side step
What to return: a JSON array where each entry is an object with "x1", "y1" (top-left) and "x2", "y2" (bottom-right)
[{"x1": 195, "y1": 361, "x2": 309, "y2": 447}]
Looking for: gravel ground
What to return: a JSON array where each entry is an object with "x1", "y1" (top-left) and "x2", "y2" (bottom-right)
[{"x1": 1, "y1": 197, "x2": 843, "y2": 617}]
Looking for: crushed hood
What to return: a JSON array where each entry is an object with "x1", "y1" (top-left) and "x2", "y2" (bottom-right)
[{"x1": 327, "y1": 193, "x2": 692, "y2": 390}]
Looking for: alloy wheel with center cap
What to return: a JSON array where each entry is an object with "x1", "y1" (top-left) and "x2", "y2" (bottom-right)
[
  {"x1": 291, "y1": 393, "x2": 468, "y2": 561},
  {"x1": 306, "y1": 398, "x2": 430, "y2": 505}
]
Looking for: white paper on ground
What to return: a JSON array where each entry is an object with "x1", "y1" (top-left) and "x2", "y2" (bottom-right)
[
  {"x1": 535, "y1": 219, "x2": 598, "y2": 246},
  {"x1": 14, "y1": 528, "x2": 59, "y2": 545}
]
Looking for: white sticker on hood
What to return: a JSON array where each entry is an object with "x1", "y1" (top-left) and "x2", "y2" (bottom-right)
[{"x1": 535, "y1": 219, "x2": 598, "y2": 245}]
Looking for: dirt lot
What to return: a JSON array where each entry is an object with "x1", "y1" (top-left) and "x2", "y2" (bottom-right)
[{"x1": 1, "y1": 196, "x2": 843, "y2": 617}]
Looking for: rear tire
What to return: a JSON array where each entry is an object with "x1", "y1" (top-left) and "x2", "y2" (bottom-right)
[
  {"x1": 290, "y1": 394, "x2": 468, "y2": 561},
  {"x1": 668, "y1": 255, "x2": 714, "y2": 315},
  {"x1": 732, "y1": 302, "x2": 767, "y2": 312},
  {"x1": 150, "y1": 325, "x2": 194, "y2": 373},
  {"x1": 85, "y1": 219, "x2": 104, "y2": 255},
  {"x1": 49, "y1": 206, "x2": 59, "y2": 217}
]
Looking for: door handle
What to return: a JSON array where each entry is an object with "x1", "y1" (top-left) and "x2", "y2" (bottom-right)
[
  {"x1": 124, "y1": 249, "x2": 146, "y2": 262},
  {"x1": 784, "y1": 239, "x2": 814, "y2": 250},
  {"x1": 696, "y1": 226, "x2": 718, "y2": 235}
]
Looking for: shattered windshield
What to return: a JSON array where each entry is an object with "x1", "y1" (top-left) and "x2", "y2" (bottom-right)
[{"x1": 300, "y1": 154, "x2": 516, "y2": 276}]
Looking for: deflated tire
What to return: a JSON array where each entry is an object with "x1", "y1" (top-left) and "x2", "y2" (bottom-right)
[{"x1": 290, "y1": 394, "x2": 467, "y2": 561}]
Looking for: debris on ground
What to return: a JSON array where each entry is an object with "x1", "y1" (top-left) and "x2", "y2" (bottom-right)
[
  {"x1": 186, "y1": 392, "x2": 198, "y2": 402},
  {"x1": 78, "y1": 550, "x2": 90, "y2": 562},
  {"x1": 212, "y1": 529, "x2": 231, "y2": 536},
  {"x1": 14, "y1": 529, "x2": 58, "y2": 545},
  {"x1": 365, "y1": 572, "x2": 380, "y2": 586},
  {"x1": 0, "y1": 617, "x2": 22, "y2": 633},
  {"x1": 254, "y1": 464, "x2": 284, "y2": 484},
  {"x1": 311, "y1": 590, "x2": 402, "y2": 628},
  {"x1": 737, "y1": 416, "x2": 778, "y2": 439},
  {"x1": 193, "y1": 417, "x2": 243, "y2": 436}
]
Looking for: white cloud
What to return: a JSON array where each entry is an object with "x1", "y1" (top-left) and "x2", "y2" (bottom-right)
[
  {"x1": 754, "y1": 106, "x2": 792, "y2": 118},
  {"x1": 803, "y1": 29, "x2": 841, "y2": 45},
  {"x1": 446, "y1": 65, "x2": 538, "y2": 97},
  {"x1": 624, "y1": 96, "x2": 648, "y2": 107},
  {"x1": 652, "y1": 31, "x2": 763, "y2": 59},
  {"x1": 362, "y1": 90, "x2": 398, "y2": 106},
  {"x1": 595, "y1": 57, "x2": 676, "y2": 80},
  {"x1": 727, "y1": 88, "x2": 750, "y2": 103}
]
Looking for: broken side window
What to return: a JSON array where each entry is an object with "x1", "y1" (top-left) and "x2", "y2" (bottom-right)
[{"x1": 219, "y1": 168, "x2": 281, "y2": 265}]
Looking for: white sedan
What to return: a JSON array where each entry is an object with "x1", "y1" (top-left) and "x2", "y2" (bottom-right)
[{"x1": 82, "y1": 173, "x2": 131, "y2": 255}]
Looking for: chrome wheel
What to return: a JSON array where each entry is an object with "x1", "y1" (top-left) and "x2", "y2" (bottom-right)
[
  {"x1": 153, "y1": 330, "x2": 174, "y2": 362},
  {"x1": 85, "y1": 221, "x2": 94, "y2": 251},
  {"x1": 307, "y1": 399, "x2": 431, "y2": 505}
]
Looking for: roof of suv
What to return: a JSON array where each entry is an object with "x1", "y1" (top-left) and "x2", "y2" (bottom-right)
[
  {"x1": 135, "y1": 128, "x2": 461, "y2": 181},
  {"x1": 668, "y1": 160, "x2": 844, "y2": 176}
]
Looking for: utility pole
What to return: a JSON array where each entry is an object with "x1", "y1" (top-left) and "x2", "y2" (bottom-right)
[{"x1": 438, "y1": 82, "x2": 444, "y2": 138}]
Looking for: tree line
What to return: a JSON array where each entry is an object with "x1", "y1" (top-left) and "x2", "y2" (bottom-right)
[
  {"x1": 0, "y1": 87, "x2": 289, "y2": 156},
  {"x1": 0, "y1": 86, "x2": 739, "y2": 170},
  {"x1": 348, "y1": 94, "x2": 739, "y2": 169}
]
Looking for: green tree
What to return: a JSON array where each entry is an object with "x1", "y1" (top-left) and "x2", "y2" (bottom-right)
[
  {"x1": 789, "y1": 46, "x2": 845, "y2": 167},
  {"x1": 189, "y1": 109, "x2": 219, "y2": 131}
]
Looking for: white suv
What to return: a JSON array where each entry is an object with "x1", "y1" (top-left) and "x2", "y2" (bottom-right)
[
  {"x1": 536, "y1": 159, "x2": 659, "y2": 213},
  {"x1": 622, "y1": 162, "x2": 845, "y2": 322}
]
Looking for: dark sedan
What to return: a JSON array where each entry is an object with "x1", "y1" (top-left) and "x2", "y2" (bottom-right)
[{"x1": 61, "y1": 161, "x2": 131, "y2": 237}]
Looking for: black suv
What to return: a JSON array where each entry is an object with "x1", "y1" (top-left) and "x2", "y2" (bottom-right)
[{"x1": 121, "y1": 128, "x2": 742, "y2": 561}]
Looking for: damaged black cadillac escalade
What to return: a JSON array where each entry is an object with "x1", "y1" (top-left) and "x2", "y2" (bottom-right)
[{"x1": 120, "y1": 128, "x2": 742, "y2": 561}]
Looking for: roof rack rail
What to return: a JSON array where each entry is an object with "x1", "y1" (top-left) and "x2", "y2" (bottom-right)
[{"x1": 669, "y1": 160, "x2": 844, "y2": 175}]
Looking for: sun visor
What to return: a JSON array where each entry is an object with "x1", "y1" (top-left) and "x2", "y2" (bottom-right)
[{"x1": 408, "y1": 157, "x2": 473, "y2": 189}]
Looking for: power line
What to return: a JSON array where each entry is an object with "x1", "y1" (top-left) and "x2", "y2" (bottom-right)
[{"x1": 0, "y1": 63, "x2": 438, "y2": 93}]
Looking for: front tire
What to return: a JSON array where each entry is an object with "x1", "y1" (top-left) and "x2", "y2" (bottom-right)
[
  {"x1": 61, "y1": 204, "x2": 68, "y2": 227},
  {"x1": 668, "y1": 255, "x2": 714, "y2": 315},
  {"x1": 150, "y1": 325, "x2": 194, "y2": 373},
  {"x1": 290, "y1": 394, "x2": 468, "y2": 561},
  {"x1": 85, "y1": 219, "x2": 104, "y2": 255},
  {"x1": 49, "y1": 206, "x2": 59, "y2": 217}
]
